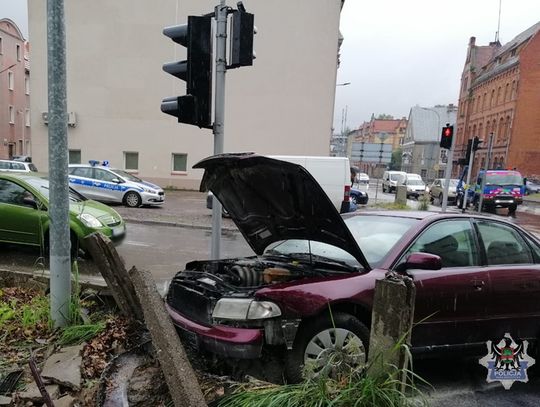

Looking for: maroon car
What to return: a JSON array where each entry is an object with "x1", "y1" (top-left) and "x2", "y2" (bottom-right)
[{"x1": 166, "y1": 153, "x2": 540, "y2": 382}]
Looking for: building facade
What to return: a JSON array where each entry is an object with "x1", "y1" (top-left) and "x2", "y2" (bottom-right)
[
  {"x1": 347, "y1": 116, "x2": 407, "y2": 176},
  {"x1": 28, "y1": 0, "x2": 343, "y2": 189},
  {"x1": 401, "y1": 105, "x2": 457, "y2": 181},
  {"x1": 0, "y1": 19, "x2": 30, "y2": 160},
  {"x1": 455, "y1": 24, "x2": 540, "y2": 179}
]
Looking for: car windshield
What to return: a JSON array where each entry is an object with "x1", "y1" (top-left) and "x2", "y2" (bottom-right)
[
  {"x1": 407, "y1": 179, "x2": 424, "y2": 186},
  {"x1": 111, "y1": 169, "x2": 142, "y2": 182},
  {"x1": 390, "y1": 174, "x2": 404, "y2": 182},
  {"x1": 25, "y1": 178, "x2": 87, "y2": 202},
  {"x1": 485, "y1": 173, "x2": 523, "y2": 186},
  {"x1": 264, "y1": 215, "x2": 418, "y2": 269}
]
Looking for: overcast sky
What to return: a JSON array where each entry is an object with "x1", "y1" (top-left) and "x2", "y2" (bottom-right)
[
  {"x1": 2, "y1": 0, "x2": 540, "y2": 134},
  {"x1": 335, "y1": 0, "x2": 540, "y2": 132}
]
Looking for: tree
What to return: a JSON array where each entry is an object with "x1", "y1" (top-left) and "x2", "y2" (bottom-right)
[
  {"x1": 376, "y1": 114, "x2": 394, "y2": 120},
  {"x1": 389, "y1": 148, "x2": 402, "y2": 170}
]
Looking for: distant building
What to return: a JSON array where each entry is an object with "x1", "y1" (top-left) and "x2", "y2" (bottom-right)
[
  {"x1": 401, "y1": 105, "x2": 457, "y2": 181},
  {"x1": 28, "y1": 0, "x2": 344, "y2": 189},
  {"x1": 0, "y1": 19, "x2": 30, "y2": 159},
  {"x1": 348, "y1": 115, "x2": 407, "y2": 176},
  {"x1": 455, "y1": 23, "x2": 540, "y2": 178}
]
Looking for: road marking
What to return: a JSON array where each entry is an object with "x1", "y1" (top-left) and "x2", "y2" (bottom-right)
[{"x1": 124, "y1": 240, "x2": 151, "y2": 247}]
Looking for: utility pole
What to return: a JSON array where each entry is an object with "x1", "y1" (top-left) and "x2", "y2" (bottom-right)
[
  {"x1": 47, "y1": 0, "x2": 71, "y2": 327},
  {"x1": 210, "y1": 0, "x2": 228, "y2": 260},
  {"x1": 478, "y1": 133, "x2": 494, "y2": 213}
]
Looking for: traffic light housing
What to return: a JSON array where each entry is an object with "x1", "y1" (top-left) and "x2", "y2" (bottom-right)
[
  {"x1": 472, "y1": 136, "x2": 482, "y2": 151},
  {"x1": 440, "y1": 125, "x2": 454, "y2": 149},
  {"x1": 161, "y1": 16, "x2": 213, "y2": 128},
  {"x1": 228, "y1": 10, "x2": 255, "y2": 69},
  {"x1": 464, "y1": 138, "x2": 472, "y2": 164}
]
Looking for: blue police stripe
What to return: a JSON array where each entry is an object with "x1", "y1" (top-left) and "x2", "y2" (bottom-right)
[{"x1": 69, "y1": 177, "x2": 143, "y2": 193}]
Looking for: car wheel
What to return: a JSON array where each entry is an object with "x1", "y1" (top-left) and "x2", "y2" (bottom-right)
[
  {"x1": 285, "y1": 312, "x2": 369, "y2": 383},
  {"x1": 124, "y1": 191, "x2": 142, "y2": 207},
  {"x1": 351, "y1": 194, "x2": 359, "y2": 205},
  {"x1": 438, "y1": 193, "x2": 443, "y2": 205}
]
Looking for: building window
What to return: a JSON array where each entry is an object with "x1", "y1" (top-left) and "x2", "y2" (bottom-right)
[
  {"x1": 172, "y1": 153, "x2": 188, "y2": 172},
  {"x1": 124, "y1": 152, "x2": 139, "y2": 171},
  {"x1": 8, "y1": 106, "x2": 14, "y2": 124},
  {"x1": 7, "y1": 71, "x2": 14, "y2": 90},
  {"x1": 69, "y1": 150, "x2": 82, "y2": 164},
  {"x1": 438, "y1": 170, "x2": 445, "y2": 178},
  {"x1": 421, "y1": 169, "x2": 427, "y2": 179},
  {"x1": 25, "y1": 109, "x2": 30, "y2": 127},
  {"x1": 16, "y1": 44, "x2": 21, "y2": 61},
  {"x1": 25, "y1": 77, "x2": 30, "y2": 95}
]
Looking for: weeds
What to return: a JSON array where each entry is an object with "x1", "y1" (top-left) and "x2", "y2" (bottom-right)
[
  {"x1": 416, "y1": 194, "x2": 430, "y2": 211},
  {"x1": 58, "y1": 322, "x2": 106, "y2": 346},
  {"x1": 374, "y1": 202, "x2": 410, "y2": 211}
]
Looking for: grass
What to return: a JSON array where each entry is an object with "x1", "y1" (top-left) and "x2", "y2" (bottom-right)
[
  {"x1": 416, "y1": 195, "x2": 430, "y2": 211},
  {"x1": 373, "y1": 202, "x2": 411, "y2": 211},
  {"x1": 58, "y1": 322, "x2": 106, "y2": 346}
]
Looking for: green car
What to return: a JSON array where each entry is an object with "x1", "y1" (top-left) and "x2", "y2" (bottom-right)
[{"x1": 0, "y1": 172, "x2": 126, "y2": 255}]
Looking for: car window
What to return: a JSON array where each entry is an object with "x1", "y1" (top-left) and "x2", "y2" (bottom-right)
[
  {"x1": 70, "y1": 167, "x2": 94, "y2": 178},
  {"x1": 524, "y1": 236, "x2": 540, "y2": 263},
  {"x1": 29, "y1": 164, "x2": 38, "y2": 172},
  {"x1": 476, "y1": 221, "x2": 533, "y2": 265},
  {"x1": 0, "y1": 162, "x2": 9, "y2": 170},
  {"x1": 94, "y1": 169, "x2": 118, "y2": 182},
  {"x1": 404, "y1": 220, "x2": 479, "y2": 268},
  {"x1": 12, "y1": 162, "x2": 25, "y2": 170},
  {"x1": 0, "y1": 179, "x2": 34, "y2": 207}
]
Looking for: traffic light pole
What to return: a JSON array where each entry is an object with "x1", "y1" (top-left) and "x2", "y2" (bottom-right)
[
  {"x1": 210, "y1": 0, "x2": 228, "y2": 260},
  {"x1": 441, "y1": 129, "x2": 454, "y2": 213}
]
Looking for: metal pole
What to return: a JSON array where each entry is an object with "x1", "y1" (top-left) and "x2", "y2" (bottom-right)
[
  {"x1": 210, "y1": 0, "x2": 227, "y2": 260},
  {"x1": 441, "y1": 130, "x2": 454, "y2": 213},
  {"x1": 47, "y1": 0, "x2": 71, "y2": 327},
  {"x1": 462, "y1": 141, "x2": 475, "y2": 212},
  {"x1": 478, "y1": 133, "x2": 494, "y2": 213}
]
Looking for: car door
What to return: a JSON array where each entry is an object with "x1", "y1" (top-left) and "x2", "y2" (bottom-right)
[
  {"x1": 90, "y1": 168, "x2": 122, "y2": 203},
  {"x1": 69, "y1": 167, "x2": 97, "y2": 199},
  {"x1": 402, "y1": 219, "x2": 490, "y2": 348},
  {"x1": 0, "y1": 179, "x2": 43, "y2": 245},
  {"x1": 474, "y1": 219, "x2": 540, "y2": 341}
]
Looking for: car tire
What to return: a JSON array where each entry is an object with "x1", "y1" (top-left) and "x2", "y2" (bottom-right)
[
  {"x1": 351, "y1": 194, "x2": 358, "y2": 205},
  {"x1": 438, "y1": 193, "x2": 443, "y2": 205},
  {"x1": 285, "y1": 312, "x2": 369, "y2": 383},
  {"x1": 124, "y1": 191, "x2": 142, "y2": 208}
]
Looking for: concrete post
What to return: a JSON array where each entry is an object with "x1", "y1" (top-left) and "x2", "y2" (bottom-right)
[
  {"x1": 368, "y1": 274, "x2": 416, "y2": 377},
  {"x1": 395, "y1": 185, "x2": 407, "y2": 205}
]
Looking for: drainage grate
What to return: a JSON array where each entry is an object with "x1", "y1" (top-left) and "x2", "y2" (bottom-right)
[{"x1": 0, "y1": 370, "x2": 23, "y2": 395}]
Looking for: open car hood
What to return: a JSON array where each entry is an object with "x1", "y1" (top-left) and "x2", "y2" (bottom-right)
[{"x1": 194, "y1": 153, "x2": 371, "y2": 270}]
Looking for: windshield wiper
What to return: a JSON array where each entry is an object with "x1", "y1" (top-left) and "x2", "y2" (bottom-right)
[{"x1": 266, "y1": 251, "x2": 358, "y2": 271}]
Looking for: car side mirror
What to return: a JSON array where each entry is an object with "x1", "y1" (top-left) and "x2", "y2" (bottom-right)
[
  {"x1": 523, "y1": 177, "x2": 527, "y2": 185},
  {"x1": 112, "y1": 178, "x2": 123, "y2": 184},
  {"x1": 395, "y1": 252, "x2": 442, "y2": 274},
  {"x1": 23, "y1": 197, "x2": 38, "y2": 209}
]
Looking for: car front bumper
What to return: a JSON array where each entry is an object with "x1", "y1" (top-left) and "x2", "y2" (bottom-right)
[
  {"x1": 141, "y1": 191, "x2": 165, "y2": 205},
  {"x1": 166, "y1": 303, "x2": 264, "y2": 359}
]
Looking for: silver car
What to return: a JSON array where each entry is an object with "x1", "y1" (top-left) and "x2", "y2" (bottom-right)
[{"x1": 68, "y1": 162, "x2": 165, "y2": 207}]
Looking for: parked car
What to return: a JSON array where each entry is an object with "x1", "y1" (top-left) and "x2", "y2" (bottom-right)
[
  {"x1": 11, "y1": 155, "x2": 33, "y2": 163},
  {"x1": 525, "y1": 178, "x2": 540, "y2": 195},
  {"x1": 166, "y1": 154, "x2": 540, "y2": 383},
  {"x1": 428, "y1": 178, "x2": 459, "y2": 204},
  {"x1": 68, "y1": 161, "x2": 165, "y2": 207},
  {"x1": 0, "y1": 159, "x2": 38, "y2": 173},
  {"x1": 382, "y1": 170, "x2": 406, "y2": 193},
  {"x1": 403, "y1": 173, "x2": 426, "y2": 199},
  {"x1": 0, "y1": 172, "x2": 126, "y2": 256},
  {"x1": 350, "y1": 188, "x2": 369, "y2": 205},
  {"x1": 472, "y1": 170, "x2": 524, "y2": 213}
]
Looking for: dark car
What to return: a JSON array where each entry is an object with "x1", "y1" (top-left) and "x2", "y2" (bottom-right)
[
  {"x1": 166, "y1": 153, "x2": 540, "y2": 382},
  {"x1": 350, "y1": 188, "x2": 368, "y2": 205}
]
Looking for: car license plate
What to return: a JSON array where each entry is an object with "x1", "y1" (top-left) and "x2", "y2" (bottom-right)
[
  {"x1": 177, "y1": 325, "x2": 198, "y2": 349},
  {"x1": 112, "y1": 225, "x2": 125, "y2": 236}
]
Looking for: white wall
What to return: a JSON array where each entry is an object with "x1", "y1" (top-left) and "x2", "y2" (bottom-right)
[{"x1": 29, "y1": 0, "x2": 341, "y2": 189}]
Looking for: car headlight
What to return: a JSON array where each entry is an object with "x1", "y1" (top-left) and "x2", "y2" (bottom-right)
[
  {"x1": 78, "y1": 213, "x2": 102, "y2": 228},
  {"x1": 143, "y1": 187, "x2": 156, "y2": 193},
  {"x1": 212, "y1": 298, "x2": 281, "y2": 320}
]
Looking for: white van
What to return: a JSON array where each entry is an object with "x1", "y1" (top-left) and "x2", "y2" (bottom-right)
[
  {"x1": 269, "y1": 155, "x2": 352, "y2": 213},
  {"x1": 382, "y1": 170, "x2": 406, "y2": 193},
  {"x1": 403, "y1": 173, "x2": 426, "y2": 198}
]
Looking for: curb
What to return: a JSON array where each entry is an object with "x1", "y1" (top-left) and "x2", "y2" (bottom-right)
[{"x1": 121, "y1": 217, "x2": 239, "y2": 233}]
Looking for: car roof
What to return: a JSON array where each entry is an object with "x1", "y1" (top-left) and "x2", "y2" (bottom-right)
[
  {"x1": 69, "y1": 164, "x2": 119, "y2": 171},
  {"x1": 344, "y1": 210, "x2": 510, "y2": 224},
  {"x1": 0, "y1": 172, "x2": 47, "y2": 181}
]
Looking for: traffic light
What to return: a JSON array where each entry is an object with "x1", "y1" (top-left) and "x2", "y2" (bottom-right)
[
  {"x1": 472, "y1": 136, "x2": 482, "y2": 151},
  {"x1": 161, "y1": 16, "x2": 213, "y2": 128},
  {"x1": 228, "y1": 9, "x2": 255, "y2": 69},
  {"x1": 440, "y1": 125, "x2": 454, "y2": 149},
  {"x1": 464, "y1": 139, "x2": 472, "y2": 164}
]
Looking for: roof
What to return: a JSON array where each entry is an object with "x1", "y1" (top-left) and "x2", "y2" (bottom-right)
[{"x1": 406, "y1": 105, "x2": 457, "y2": 143}]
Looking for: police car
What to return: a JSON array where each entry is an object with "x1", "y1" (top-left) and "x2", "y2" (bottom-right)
[{"x1": 68, "y1": 161, "x2": 165, "y2": 207}]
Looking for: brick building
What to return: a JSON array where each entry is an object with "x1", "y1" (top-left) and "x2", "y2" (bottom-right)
[
  {"x1": 454, "y1": 23, "x2": 540, "y2": 179},
  {"x1": 0, "y1": 18, "x2": 30, "y2": 160}
]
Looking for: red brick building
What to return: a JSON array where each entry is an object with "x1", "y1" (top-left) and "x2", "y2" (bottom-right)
[
  {"x1": 455, "y1": 23, "x2": 540, "y2": 179},
  {"x1": 0, "y1": 18, "x2": 30, "y2": 160}
]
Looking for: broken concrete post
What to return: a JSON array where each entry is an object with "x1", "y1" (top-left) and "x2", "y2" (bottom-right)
[
  {"x1": 129, "y1": 266, "x2": 206, "y2": 407},
  {"x1": 368, "y1": 273, "x2": 415, "y2": 378},
  {"x1": 395, "y1": 185, "x2": 407, "y2": 205}
]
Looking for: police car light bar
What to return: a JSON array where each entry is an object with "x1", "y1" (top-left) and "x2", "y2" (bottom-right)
[{"x1": 89, "y1": 160, "x2": 110, "y2": 167}]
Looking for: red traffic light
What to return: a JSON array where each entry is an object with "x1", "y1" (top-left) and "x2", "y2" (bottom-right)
[
  {"x1": 443, "y1": 127, "x2": 452, "y2": 137},
  {"x1": 440, "y1": 125, "x2": 454, "y2": 149}
]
